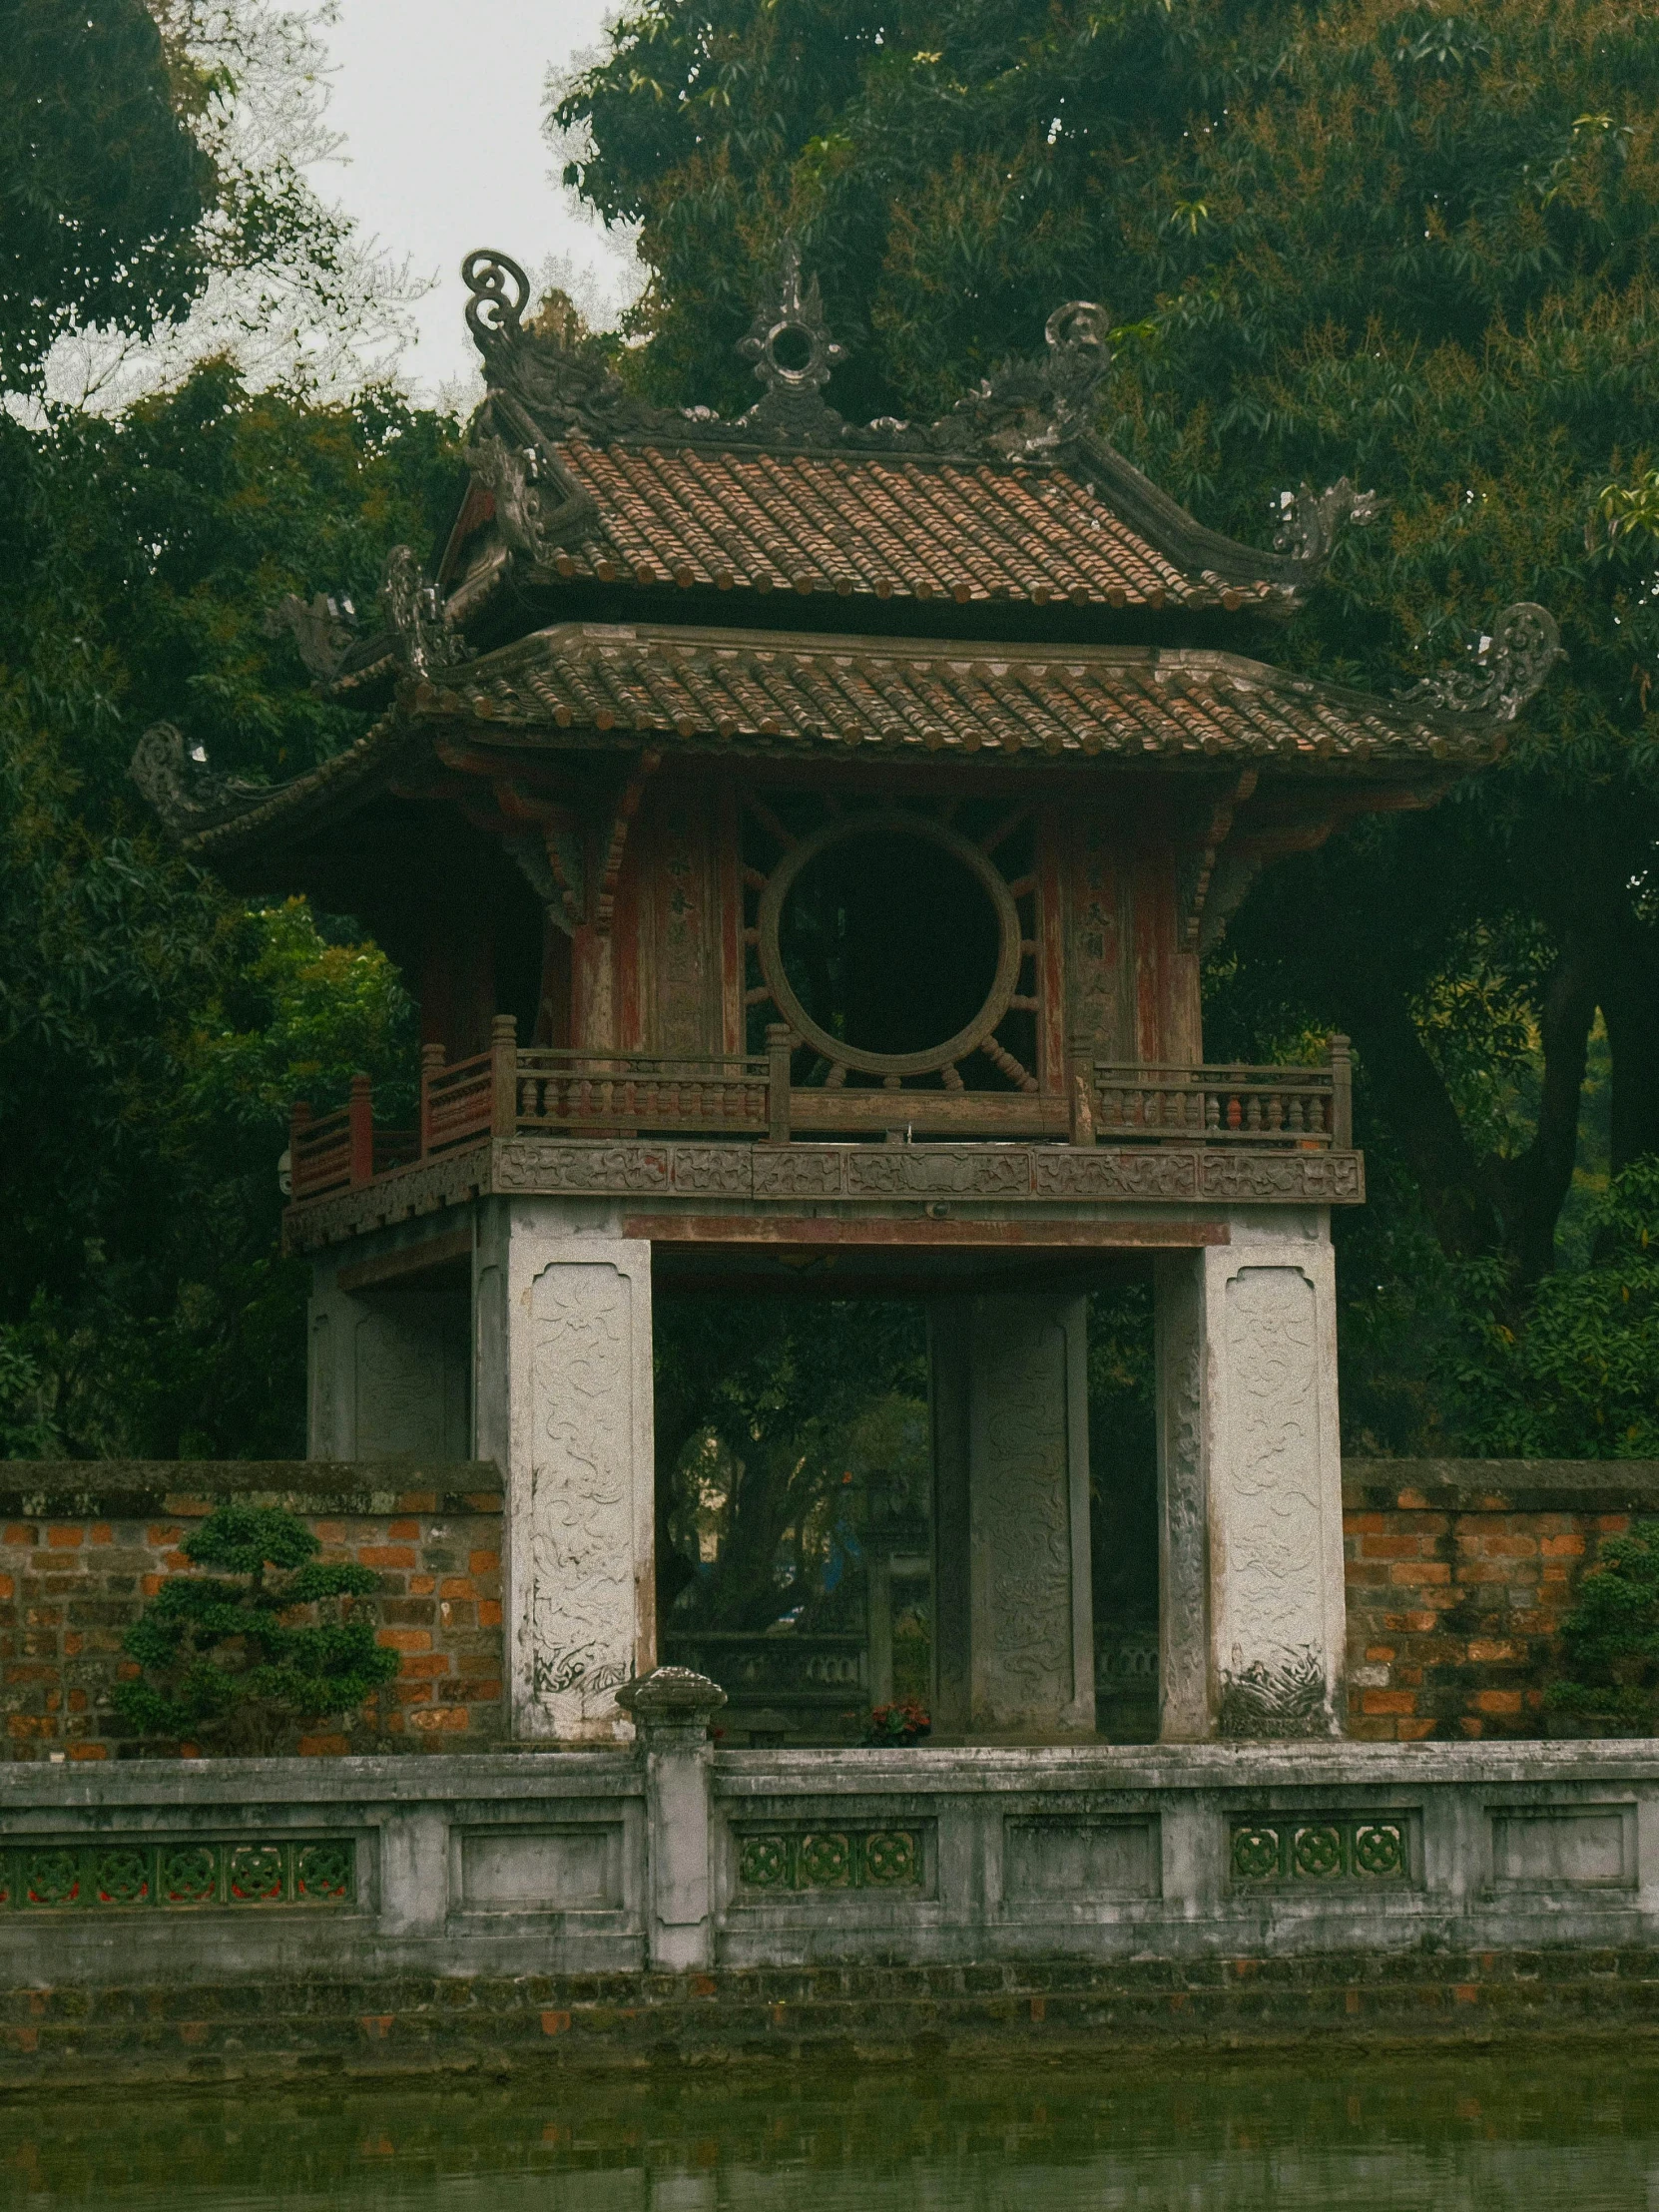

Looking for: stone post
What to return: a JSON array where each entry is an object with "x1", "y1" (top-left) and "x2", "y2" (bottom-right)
[
  {"x1": 617, "y1": 1666, "x2": 727, "y2": 1971},
  {"x1": 929, "y1": 1293, "x2": 1094, "y2": 1740},
  {"x1": 1154, "y1": 1210, "x2": 1346, "y2": 1741},
  {"x1": 474, "y1": 1204, "x2": 657, "y2": 1743}
]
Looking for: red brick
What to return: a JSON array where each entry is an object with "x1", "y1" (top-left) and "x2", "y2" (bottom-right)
[
  {"x1": 298, "y1": 1734, "x2": 350, "y2": 1756},
  {"x1": 1391, "y1": 1561, "x2": 1449, "y2": 1585},
  {"x1": 387, "y1": 1519, "x2": 421, "y2": 1540},
  {"x1": 68, "y1": 1742, "x2": 107, "y2": 1761},
  {"x1": 479, "y1": 1600, "x2": 503, "y2": 1629},
  {"x1": 3, "y1": 1525, "x2": 37, "y2": 1547},
  {"x1": 376, "y1": 1628, "x2": 432, "y2": 1654},
  {"x1": 396, "y1": 1492, "x2": 437, "y2": 1512},
  {"x1": 468, "y1": 1550, "x2": 500, "y2": 1576},
  {"x1": 438, "y1": 1577, "x2": 477, "y2": 1601},
  {"x1": 1345, "y1": 1512, "x2": 1385, "y2": 1535},
  {"x1": 398, "y1": 1653, "x2": 452, "y2": 1680},
  {"x1": 1362, "y1": 1689, "x2": 1417, "y2": 1716},
  {"x1": 46, "y1": 1527, "x2": 83, "y2": 1550},
  {"x1": 1473, "y1": 1688, "x2": 1523, "y2": 1715},
  {"x1": 1540, "y1": 1532, "x2": 1585, "y2": 1557},
  {"x1": 409, "y1": 1575, "x2": 436, "y2": 1597},
  {"x1": 358, "y1": 1545, "x2": 418, "y2": 1571}
]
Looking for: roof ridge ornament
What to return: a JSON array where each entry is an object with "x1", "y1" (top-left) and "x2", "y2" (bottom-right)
[
  {"x1": 462, "y1": 248, "x2": 530, "y2": 351},
  {"x1": 1273, "y1": 477, "x2": 1382, "y2": 570},
  {"x1": 129, "y1": 723, "x2": 267, "y2": 836},
  {"x1": 378, "y1": 545, "x2": 468, "y2": 680},
  {"x1": 1394, "y1": 602, "x2": 1563, "y2": 725},
  {"x1": 736, "y1": 237, "x2": 847, "y2": 442}
]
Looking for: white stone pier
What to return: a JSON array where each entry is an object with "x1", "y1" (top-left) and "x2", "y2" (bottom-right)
[
  {"x1": 474, "y1": 1206, "x2": 657, "y2": 1743},
  {"x1": 1155, "y1": 1209, "x2": 1346, "y2": 1741}
]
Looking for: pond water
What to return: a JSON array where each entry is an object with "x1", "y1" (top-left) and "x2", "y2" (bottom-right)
[{"x1": 5, "y1": 2049, "x2": 1657, "y2": 2210}]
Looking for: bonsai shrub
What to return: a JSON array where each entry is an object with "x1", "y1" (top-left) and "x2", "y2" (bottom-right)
[
  {"x1": 114, "y1": 1503, "x2": 398, "y2": 1754},
  {"x1": 1546, "y1": 1519, "x2": 1659, "y2": 1731}
]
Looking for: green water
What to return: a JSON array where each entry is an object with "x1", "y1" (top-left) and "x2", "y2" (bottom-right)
[{"x1": 5, "y1": 2052, "x2": 1657, "y2": 2208}]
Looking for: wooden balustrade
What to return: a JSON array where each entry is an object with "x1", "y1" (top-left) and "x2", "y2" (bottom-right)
[
  {"x1": 1092, "y1": 1037, "x2": 1352, "y2": 1147},
  {"x1": 286, "y1": 1026, "x2": 1357, "y2": 1207}
]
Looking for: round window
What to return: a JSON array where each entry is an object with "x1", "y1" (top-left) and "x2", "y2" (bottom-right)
[{"x1": 757, "y1": 813, "x2": 1022, "y2": 1079}]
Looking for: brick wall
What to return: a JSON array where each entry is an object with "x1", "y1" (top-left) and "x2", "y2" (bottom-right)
[
  {"x1": 0, "y1": 1464, "x2": 505, "y2": 1761},
  {"x1": 1343, "y1": 1459, "x2": 1659, "y2": 1742}
]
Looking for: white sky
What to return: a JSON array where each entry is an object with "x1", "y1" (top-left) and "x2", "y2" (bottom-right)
[{"x1": 313, "y1": 0, "x2": 635, "y2": 402}]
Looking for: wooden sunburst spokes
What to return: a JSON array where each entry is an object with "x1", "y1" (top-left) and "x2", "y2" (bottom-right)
[{"x1": 739, "y1": 789, "x2": 1043, "y2": 1093}]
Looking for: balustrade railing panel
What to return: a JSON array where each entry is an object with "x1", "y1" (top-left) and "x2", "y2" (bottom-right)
[
  {"x1": 1092, "y1": 1063, "x2": 1338, "y2": 1147},
  {"x1": 286, "y1": 1033, "x2": 1356, "y2": 1208}
]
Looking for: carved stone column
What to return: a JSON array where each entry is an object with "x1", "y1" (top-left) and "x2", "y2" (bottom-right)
[
  {"x1": 618, "y1": 1665, "x2": 726, "y2": 1970},
  {"x1": 1154, "y1": 1211, "x2": 1346, "y2": 1741},
  {"x1": 474, "y1": 1206, "x2": 657, "y2": 1743},
  {"x1": 929, "y1": 1294, "x2": 1094, "y2": 1740},
  {"x1": 306, "y1": 1260, "x2": 469, "y2": 1459}
]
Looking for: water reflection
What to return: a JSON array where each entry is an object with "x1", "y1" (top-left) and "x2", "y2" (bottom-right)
[{"x1": 4, "y1": 2052, "x2": 1656, "y2": 2209}]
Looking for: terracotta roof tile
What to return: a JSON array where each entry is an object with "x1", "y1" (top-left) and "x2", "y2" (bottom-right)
[
  {"x1": 543, "y1": 441, "x2": 1286, "y2": 615},
  {"x1": 415, "y1": 624, "x2": 1497, "y2": 772}
]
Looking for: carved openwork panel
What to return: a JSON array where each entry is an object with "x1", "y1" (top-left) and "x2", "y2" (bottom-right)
[
  {"x1": 741, "y1": 789, "x2": 1048, "y2": 1095},
  {"x1": 0, "y1": 1836, "x2": 355, "y2": 1910}
]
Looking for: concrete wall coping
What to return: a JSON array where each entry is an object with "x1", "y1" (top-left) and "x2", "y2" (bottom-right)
[
  {"x1": 2, "y1": 1738, "x2": 1656, "y2": 1813},
  {"x1": 0, "y1": 1459, "x2": 504, "y2": 1517},
  {"x1": 3, "y1": 1457, "x2": 1654, "y2": 1521},
  {"x1": 1342, "y1": 1457, "x2": 1659, "y2": 1512}
]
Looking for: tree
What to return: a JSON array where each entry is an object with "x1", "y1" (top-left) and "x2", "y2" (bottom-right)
[
  {"x1": 558, "y1": 0, "x2": 1659, "y2": 1444},
  {"x1": 114, "y1": 1502, "x2": 398, "y2": 1752}
]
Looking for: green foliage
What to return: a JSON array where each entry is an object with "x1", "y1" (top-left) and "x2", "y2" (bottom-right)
[
  {"x1": 1437, "y1": 1163, "x2": 1659, "y2": 1457},
  {"x1": 562, "y1": 0, "x2": 1659, "y2": 1452},
  {"x1": 0, "y1": 0, "x2": 213, "y2": 392},
  {"x1": 114, "y1": 1503, "x2": 398, "y2": 1751},
  {"x1": 656, "y1": 1298, "x2": 928, "y2": 1631},
  {"x1": 0, "y1": 365, "x2": 445, "y2": 1456},
  {"x1": 1546, "y1": 1517, "x2": 1659, "y2": 1725}
]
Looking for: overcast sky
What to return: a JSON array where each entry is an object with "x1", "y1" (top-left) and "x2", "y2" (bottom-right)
[{"x1": 314, "y1": 0, "x2": 634, "y2": 400}]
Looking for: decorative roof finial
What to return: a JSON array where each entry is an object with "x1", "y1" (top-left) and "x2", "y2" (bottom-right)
[
  {"x1": 1043, "y1": 300, "x2": 1112, "y2": 434},
  {"x1": 463, "y1": 249, "x2": 530, "y2": 353},
  {"x1": 1395, "y1": 603, "x2": 1563, "y2": 725},
  {"x1": 737, "y1": 238, "x2": 847, "y2": 442}
]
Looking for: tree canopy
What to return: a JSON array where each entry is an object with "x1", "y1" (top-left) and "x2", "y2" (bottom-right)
[{"x1": 557, "y1": 0, "x2": 1659, "y2": 1448}]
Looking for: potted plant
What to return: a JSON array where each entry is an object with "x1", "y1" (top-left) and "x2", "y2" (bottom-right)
[{"x1": 862, "y1": 1698, "x2": 930, "y2": 1747}]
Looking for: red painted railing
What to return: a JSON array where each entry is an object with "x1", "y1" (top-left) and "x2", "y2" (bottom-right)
[{"x1": 287, "y1": 1025, "x2": 1353, "y2": 1206}]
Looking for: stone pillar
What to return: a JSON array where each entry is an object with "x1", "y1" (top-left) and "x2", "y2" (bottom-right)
[
  {"x1": 474, "y1": 1205, "x2": 657, "y2": 1743},
  {"x1": 1154, "y1": 1210, "x2": 1346, "y2": 1741},
  {"x1": 306, "y1": 1262, "x2": 469, "y2": 1459},
  {"x1": 929, "y1": 1294, "x2": 1094, "y2": 1740},
  {"x1": 618, "y1": 1666, "x2": 726, "y2": 1970}
]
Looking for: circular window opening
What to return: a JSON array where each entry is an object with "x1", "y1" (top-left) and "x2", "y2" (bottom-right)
[
  {"x1": 768, "y1": 321, "x2": 816, "y2": 376},
  {"x1": 767, "y1": 818, "x2": 1016, "y2": 1076}
]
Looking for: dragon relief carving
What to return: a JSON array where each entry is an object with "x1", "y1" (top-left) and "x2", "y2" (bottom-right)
[
  {"x1": 129, "y1": 723, "x2": 269, "y2": 837},
  {"x1": 526, "y1": 1262, "x2": 641, "y2": 1736},
  {"x1": 1218, "y1": 1646, "x2": 1331, "y2": 1739},
  {"x1": 378, "y1": 543, "x2": 467, "y2": 681},
  {"x1": 1271, "y1": 477, "x2": 1381, "y2": 571}
]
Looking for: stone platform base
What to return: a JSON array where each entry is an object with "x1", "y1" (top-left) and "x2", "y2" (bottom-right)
[{"x1": 4, "y1": 1951, "x2": 1659, "y2": 2091}]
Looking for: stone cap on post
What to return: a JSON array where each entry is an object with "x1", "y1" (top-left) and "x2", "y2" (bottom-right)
[{"x1": 616, "y1": 1666, "x2": 727, "y2": 1749}]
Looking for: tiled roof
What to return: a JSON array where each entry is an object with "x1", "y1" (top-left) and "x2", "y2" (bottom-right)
[
  {"x1": 530, "y1": 440, "x2": 1286, "y2": 615},
  {"x1": 423, "y1": 623, "x2": 1497, "y2": 770}
]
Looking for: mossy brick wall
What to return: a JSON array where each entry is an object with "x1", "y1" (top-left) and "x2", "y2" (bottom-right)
[
  {"x1": 1343, "y1": 1460, "x2": 1659, "y2": 1742},
  {"x1": 0, "y1": 1464, "x2": 505, "y2": 1761}
]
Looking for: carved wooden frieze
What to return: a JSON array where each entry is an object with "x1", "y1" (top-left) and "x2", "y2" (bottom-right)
[
  {"x1": 1032, "y1": 1150, "x2": 1198, "y2": 1200},
  {"x1": 282, "y1": 1138, "x2": 1368, "y2": 1252},
  {"x1": 1198, "y1": 1152, "x2": 1363, "y2": 1202}
]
